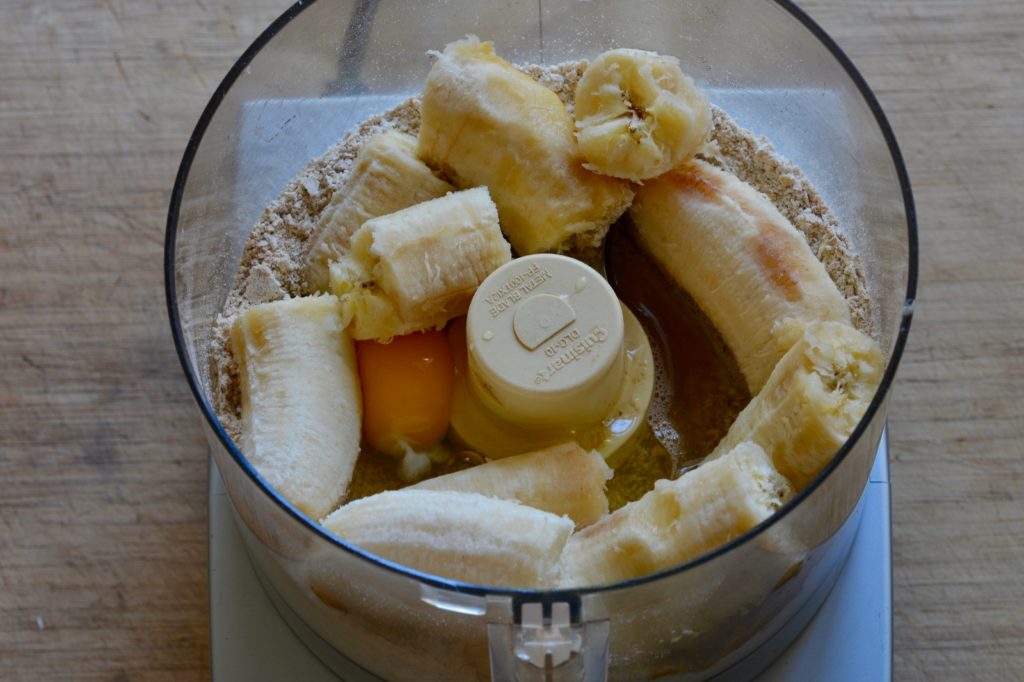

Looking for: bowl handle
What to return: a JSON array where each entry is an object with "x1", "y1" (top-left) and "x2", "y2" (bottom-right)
[{"x1": 486, "y1": 597, "x2": 609, "y2": 681}]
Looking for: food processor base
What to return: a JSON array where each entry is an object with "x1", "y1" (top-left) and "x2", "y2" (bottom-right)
[{"x1": 209, "y1": 431, "x2": 891, "y2": 681}]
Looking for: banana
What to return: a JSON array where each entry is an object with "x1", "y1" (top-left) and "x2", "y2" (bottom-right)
[
  {"x1": 574, "y1": 48, "x2": 711, "y2": 181},
  {"x1": 418, "y1": 36, "x2": 634, "y2": 255},
  {"x1": 304, "y1": 131, "x2": 454, "y2": 293},
  {"x1": 410, "y1": 442, "x2": 611, "y2": 528},
  {"x1": 329, "y1": 187, "x2": 511, "y2": 341},
  {"x1": 560, "y1": 441, "x2": 792, "y2": 586},
  {"x1": 629, "y1": 159, "x2": 852, "y2": 394},
  {"x1": 707, "y1": 320, "x2": 883, "y2": 491},
  {"x1": 230, "y1": 295, "x2": 361, "y2": 520},
  {"x1": 321, "y1": 489, "x2": 572, "y2": 588}
]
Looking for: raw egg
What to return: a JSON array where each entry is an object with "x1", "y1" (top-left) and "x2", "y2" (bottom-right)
[{"x1": 356, "y1": 329, "x2": 455, "y2": 457}]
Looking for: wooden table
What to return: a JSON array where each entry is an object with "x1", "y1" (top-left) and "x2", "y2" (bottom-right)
[{"x1": 1, "y1": 1, "x2": 1020, "y2": 679}]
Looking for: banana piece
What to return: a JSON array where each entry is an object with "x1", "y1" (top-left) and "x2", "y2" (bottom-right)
[
  {"x1": 305, "y1": 131, "x2": 454, "y2": 292},
  {"x1": 329, "y1": 187, "x2": 511, "y2": 341},
  {"x1": 575, "y1": 48, "x2": 711, "y2": 181},
  {"x1": 560, "y1": 442, "x2": 792, "y2": 587},
  {"x1": 321, "y1": 489, "x2": 572, "y2": 588},
  {"x1": 230, "y1": 295, "x2": 361, "y2": 520},
  {"x1": 410, "y1": 442, "x2": 611, "y2": 528},
  {"x1": 707, "y1": 320, "x2": 883, "y2": 491},
  {"x1": 629, "y1": 159, "x2": 852, "y2": 394},
  {"x1": 418, "y1": 36, "x2": 634, "y2": 255}
]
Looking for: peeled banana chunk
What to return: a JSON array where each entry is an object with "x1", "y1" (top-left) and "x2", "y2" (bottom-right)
[
  {"x1": 410, "y1": 442, "x2": 612, "y2": 528},
  {"x1": 322, "y1": 489, "x2": 573, "y2": 588},
  {"x1": 230, "y1": 295, "x2": 361, "y2": 521},
  {"x1": 629, "y1": 159, "x2": 852, "y2": 394},
  {"x1": 329, "y1": 187, "x2": 511, "y2": 341},
  {"x1": 708, "y1": 320, "x2": 884, "y2": 491},
  {"x1": 560, "y1": 442, "x2": 792, "y2": 587},
  {"x1": 575, "y1": 48, "x2": 711, "y2": 181},
  {"x1": 418, "y1": 36, "x2": 634, "y2": 255},
  {"x1": 304, "y1": 131, "x2": 454, "y2": 293}
]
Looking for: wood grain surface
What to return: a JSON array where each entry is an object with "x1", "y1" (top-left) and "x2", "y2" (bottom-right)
[{"x1": 0, "y1": 1, "x2": 1021, "y2": 680}]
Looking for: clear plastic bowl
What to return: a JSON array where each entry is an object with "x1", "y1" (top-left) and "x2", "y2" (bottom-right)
[{"x1": 165, "y1": 1, "x2": 917, "y2": 679}]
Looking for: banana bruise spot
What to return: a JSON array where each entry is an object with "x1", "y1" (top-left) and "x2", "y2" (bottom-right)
[
  {"x1": 664, "y1": 166, "x2": 720, "y2": 200},
  {"x1": 727, "y1": 182, "x2": 808, "y2": 303},
  {"x1": 754, "y1": 227, "x2": 803, "y2": 302},
  {"x1": 629, "y1": 159, "x2": 851, "y2": 393},
  {"x1": 665, "y1": 165, "x2": 803, "y2": 302}
]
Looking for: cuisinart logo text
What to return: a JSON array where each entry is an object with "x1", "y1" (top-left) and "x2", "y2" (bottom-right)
[{"x1": 535, "y1": 326, "x2": 609, "y2": 384}]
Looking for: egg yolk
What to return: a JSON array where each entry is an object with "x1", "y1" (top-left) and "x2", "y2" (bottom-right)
[{"x1": 356, "y1": 329, "x2": 455, "y2": 457}]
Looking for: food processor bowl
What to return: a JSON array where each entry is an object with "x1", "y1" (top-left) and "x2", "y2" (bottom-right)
[{"x1": 166, "y1": 0, "x2": 916, "y2": 679}]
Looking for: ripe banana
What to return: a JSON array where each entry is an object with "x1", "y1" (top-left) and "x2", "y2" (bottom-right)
[
  {"x1": 304, "y1": 131, "x2": 454, "y2": 293},
  {"x1": 329, "y1": 187, "x2": 511, "y2": 341},
  {"x1": 629, "y1": 159, "x2": 852, "y2": 394},
  {"x1": 560, "y1": 441, "x2": 792, "y2": 586},
  {"x1": 230, "y1": 295, "x2": 361, "y2": 521},
  {"x1": 410, "y1": 442, "x2": 611, "y2": 528},
  {"x1": 418, "y1": 36, "x2": 634, "y2": 255},
  {"x1": 707, "y1": 320, "x2": 883, "y2": 491},
  {"x1": 321, "y1": 489, "x2": 572, "y2": 588},
  {"x1": 575, "y1": 48, "x2": 711, "y2": 181}
]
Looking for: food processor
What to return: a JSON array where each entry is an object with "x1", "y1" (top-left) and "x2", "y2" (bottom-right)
[{"x1": 166, "y1": 0, "x2": 917, "y2": 679}]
